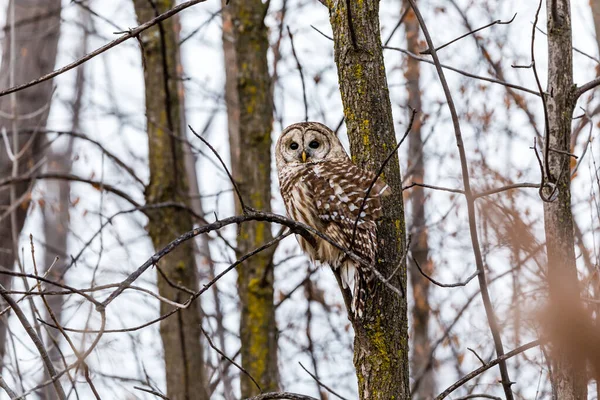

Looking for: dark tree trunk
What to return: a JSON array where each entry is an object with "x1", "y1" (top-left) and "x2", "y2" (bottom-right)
[
  {"x1": 224, "y1": 1, "x2": 279, "y2": 397},
  {"x1": 0, "y1": 0, "x2": 61, "y2": 374},
  {"x1": 327, "y1": 1, "x2": 409, "y2": 398},
  {"x1": 132, "y1": 1, "x2": 208, "y2": 399}
]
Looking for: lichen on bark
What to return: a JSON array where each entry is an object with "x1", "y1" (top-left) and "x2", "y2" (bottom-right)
[
  {"x1": 133, "y1": 1, "x2": 208, "y2": 399},
  {"x1": 224, "y1": 0, "x2": 279, "y2": 396},
  {"x1": 328, "y1": 1, "x2": 409, "y2": 398}
]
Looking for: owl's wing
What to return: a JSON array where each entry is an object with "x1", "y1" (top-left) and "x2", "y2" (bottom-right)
[{"x1": 304, "y1": 159, "x2": 390, "y2": 256}]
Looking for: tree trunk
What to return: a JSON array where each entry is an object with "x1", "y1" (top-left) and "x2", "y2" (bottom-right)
[
  {"x1": 328, "y1": 1, "x2": 409, "y2": 398},
  {"x1": 132, "y1": 2, "x2": 208, "y2": 399},
  {"x1": 225, "y1": 1, "x2": 279, "y2": 396},
  {"x1": 403, "y1": 3, "x2": 434, "y2": 398},
  {"x1": 0, "y1": 0, "x2": 61, "y2": 374},
  {"x1": 38, "y1": 7, "x2": 88, "y2": 398},
  {"x1": 543, "y1": 0, "x2": 587, "y2": 398}
]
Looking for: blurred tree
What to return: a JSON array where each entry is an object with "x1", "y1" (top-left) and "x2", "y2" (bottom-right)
[
  {"x1": 0, "y1": 0, "x2": 61, "y2": 375},
  {"x1": 542, "y1": 0, "x2": 587, "y2": 398},
  {"x1": 327, "y1": 1, "x2": 409, "y2": 398},
  {"x1": 592, "y1": 0, "x2": 600, "y2": 54},
  {"x1": 224, "y1": 0, "x2": 279, "y2": 396},
  {"x1": 132, "y1": 1, "x2": 208, "y2": 399},
  {"x1": 588, "y1": 4, "x2": 600, "y2": 398},
  {"x1": 403, "y1": 3, "x2": 435, "y2": 398},
  {"x1": 40, "y1": 9, "x2": 90, "y2": 397}
]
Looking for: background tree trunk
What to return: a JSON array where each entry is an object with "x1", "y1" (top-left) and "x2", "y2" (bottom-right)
[
  {"x1": 40, "y1": 9, "x2": 89, "y2": 394},
  {"x1": 328, "y1": 1, "x2": 409, "y2": 398},
  {"x1": 132, "y1": 1, "x2": 208, "y2": 399},
  {"x1": 0, "y1": 0, "x2": 61, "y2": 374},
  {"x1": 543, "y1": 0, "x2": 588, "y2": 398},
  {"x1": 225, "y1": 1, "x2": 279, "y2": 396},
  {"x1": 403, "y1": 3, "x2": 435, "y2": 398}
]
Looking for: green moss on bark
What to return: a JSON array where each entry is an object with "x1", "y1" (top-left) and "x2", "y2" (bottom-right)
[
  {"x1": 133, "y1": 1, "x2": 208, "y2": 399},
  {"x1": 225, "y1": 0, "x2": 278, "y2": 396},
  {"x1": 328, "y1": 1, "x2": 409, "y2": 399}
]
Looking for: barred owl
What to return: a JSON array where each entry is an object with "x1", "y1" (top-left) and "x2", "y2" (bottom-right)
[{"x1": 275, "y1": 122, "x2": 390, "y2": 317}]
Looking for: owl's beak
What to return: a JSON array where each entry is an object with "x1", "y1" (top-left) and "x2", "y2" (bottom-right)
[{"x1": 301, "y1": 151, "x2": 307, "y2": 163}]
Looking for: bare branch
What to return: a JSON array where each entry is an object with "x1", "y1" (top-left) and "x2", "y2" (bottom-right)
[
  {"x1": 574, "y1": 76, "x2": 600, "y2": 100},
  {"x1": 435, "y1": 340, "x2": 541, "y2": 399},
  {"x1": 413, "y1": 256, "x2": 478, "y2": 288},
  {"x1": 298, "y1": 362, "x2": 349, "y2": 400},
  {"x1": 244, "y1": 393, "x2": 319, "y2": 400},
  {"x1": 0, "y1": 0, "x2": 208, "y2": 98},
  {"x1": 0, "y1": 283, "x2": 66, "y2": 399},
  {"x1": 420, "y1": 14, "x2": 516, "y2": 55}
]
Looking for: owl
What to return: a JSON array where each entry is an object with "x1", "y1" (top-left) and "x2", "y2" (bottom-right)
[{"x1": 275, "y1": 122, "x2": 390, "y2": 317}]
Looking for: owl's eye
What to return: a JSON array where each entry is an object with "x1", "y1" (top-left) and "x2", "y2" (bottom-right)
[
  {"x1": 290, "y1": 142, "x2": 299, "y2": 150},
  {"x1": 308, "y1": 140, "x2": 320, "y2": 149}
]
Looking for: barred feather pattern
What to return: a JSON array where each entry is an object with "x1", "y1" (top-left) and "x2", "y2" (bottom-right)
[{"x1": 278, "y1": 158, "x2": 390, "y2": 317}]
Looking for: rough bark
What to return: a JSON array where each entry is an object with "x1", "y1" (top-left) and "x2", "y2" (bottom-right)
[
  {"x1": 328, "y1": 1, "x2": 409, "y2": 398},
  {"x1": 403, "y1": 3, "x2": 434, "y2": 398},
  {"x1": 0, "y1": 0, "x2": 61, "y2": 374},
  {"x1": 132, "y1": 2, "x2": 208, "y2": 399},
  {"x1": 225, "y1": 1, "x2": 279, "y2": 396},
  {"x1": 543, "y1": 0, "x2": 587, "y2": 398}
]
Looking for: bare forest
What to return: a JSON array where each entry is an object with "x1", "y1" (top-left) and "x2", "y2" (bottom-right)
[{"x1": 0, "y1": 0, "x2": 599, "y2": 399}]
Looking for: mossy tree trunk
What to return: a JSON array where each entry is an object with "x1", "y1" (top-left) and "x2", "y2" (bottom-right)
[
  {"x1": 225, "y1": 1, "x2": 279, "y2": 397},
  {"x1": 543, "y1": 0, "x2": 587, "y2": 399},
  {"x1": 327, "y1": 1, "x2": 409, "y2": 398},
  {"x1": 132, "y1": 2, "x2": 208, "y2": 399},
  {"x1": 403, "y1": 3, "x2": 434, "y2": 398},
  {"x1": 0, "y1": 0, "x2": 61, "y2": 375}
]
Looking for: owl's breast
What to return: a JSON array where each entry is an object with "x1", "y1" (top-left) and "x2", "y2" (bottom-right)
[{"x1": 280, "y1": 172, "x2": 323, "y2": 260}]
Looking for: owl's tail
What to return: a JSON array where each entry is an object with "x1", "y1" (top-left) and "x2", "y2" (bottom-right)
[{"x1": 340, "y1": 260, "x2": 367, "y2": 318}]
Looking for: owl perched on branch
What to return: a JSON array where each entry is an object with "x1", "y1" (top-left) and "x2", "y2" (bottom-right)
[{"x1": 275, "y1": 122, "x2": 390, "y2": 317}]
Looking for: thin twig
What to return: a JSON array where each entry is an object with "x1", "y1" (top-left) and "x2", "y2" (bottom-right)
[
  {"x1": 435, "y1": 340, "x2": 541, "y2": 399},
  {"x1": 529, "y1": 0, "x2": 555, "y2": 203},
  {"x1": 310, "y1": 25, "x2": 540, "y2": 97},
  {"x1": 350, "y1": 109, "x2": 416, "y2": 248},
  {"x1": 201, "y1": 326, "x2": 262, "y2": 393},
  {"x1": 189, "y1": 125, "x2": 247, "y2": 212},
  {"x1": 298, "y1": 362, "x2": 348, "y2": 400},
  {"x1": 413, "y1": 256, "x2": 478, "y2": 288},
  {"x1": 0, "y1": 284, "x2": 66, "y2": 399},
  {"x1": 0, "y1": 172, "x2": 141, "y2": 208},
  {"x1": 473, "y1": 183, "x2": 540, "y2": 199},
  {"x1": 467, "y1": 347, "x2": 486, "y2": 367},
  {"x1": 402, "y1": 182, "x2": 464, "y2": 195},
  {"x1": 420, "y1": 14, "x2": 516, "y2": 55},
  {"x1": 287, "y1": 27, "x2": 308, "y2": 122},
  {"x1": 244, "y1": 393, "x2": 319, "y2": 400},
  {"x1": 133, "y1": 386, "x2": 170, "y2": 399}
]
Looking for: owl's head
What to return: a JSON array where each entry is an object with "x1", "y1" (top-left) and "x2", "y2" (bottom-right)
[{"x1": 275, "y1": 122, "x2": 348, "y2": 170}]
